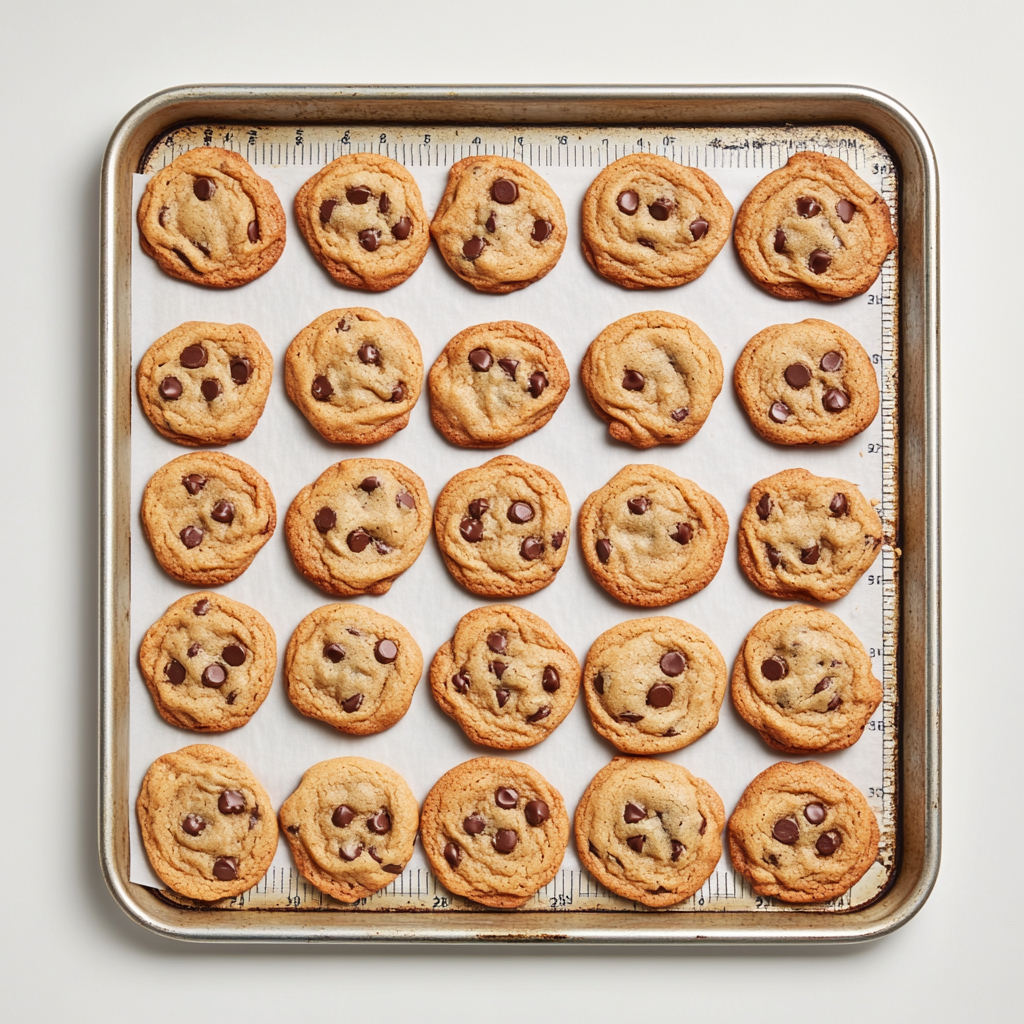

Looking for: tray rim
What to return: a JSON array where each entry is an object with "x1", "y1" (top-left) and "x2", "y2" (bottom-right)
[{"x1": 99, "y1": 83, "x2": 939, "y2": 944}]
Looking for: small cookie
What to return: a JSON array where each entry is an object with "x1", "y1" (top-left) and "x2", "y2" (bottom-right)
[
  {"x1": 141, "y1": 452, "x2": 276, "y2": 586},
  {"x1": 137, "y1": 321, "x2": 273, "y2": 447},
  {"x1": 734, "y1": 319, "x2": 879, "y2": 445},
  {"x1": 578, "y1": 465, "x2": 728, "y2": 607},
  {"x1": 433, "y1": 455, "x2": 571, "y2": 597},
  {"x1": 285, "y1": 604, "x2": 422, "y2": 735},
  {"x1": 580, "y1": 311, "x2": 723, "y2": 448},
  {"x1": 421, "y1": 757, "x2": 569, "y2": 908},
  {"x1": 575, "y1": 757, "x2": 725, "y2": 908},
  {"x1": 728, "y1": 760, "x2": 880, "y2": 903},
  {"x1": 284, "y1": 308, "x2": 423, "y2": 445},
  {"x1": 733, "y1": 151, "x2": 896, "y2": 302},
  {"x1": 294, "y1": 153, "x2": 430, "y2": 291},
  {"x1": 428, "y1": 321, "x2": 570, "y2": 448},
  {"x1": 137, "y1": 744, "x2": 278, "y2": 901},
  {"x1": 285, "y1": 458, "x2": 431, "y2": 597},
  {"x1": 430, "y1": 605, "x2": 580, "y2": 750},
  {"x1": 581, "y1": 154, "x2": 733, "y2": 289},
  {"x1": 430, "y1": 157, "x2": 567, "y2": 294},
  {"x1": 583, "y1": 617, "x2": 727, "y2": 754},
  {"x1": 737, "y1": 469, "x2": 882, "y2": 602},
  {"x1": 136, "y1": 147, "x2": 286, "y2": 288},
  {"x1": 279, "y1": 757, "x2": 419, "y2": 903},
  {"x1": 732, "y1": 605, "x2": 882, "y2": 752},
  {"x1": 139, "y1": 592, "x2": 277, "y2": 732}
]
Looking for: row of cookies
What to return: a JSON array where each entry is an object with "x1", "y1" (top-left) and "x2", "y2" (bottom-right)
[
  {"x1": 139, "y1": 746, "x2": 880, "y2": 909},
  {"x1": 139, "y1": 147, "x2": 894, "y2": 301},
  {"x1": 139, "y1": 313, "x2": 878, "y2": 450}
]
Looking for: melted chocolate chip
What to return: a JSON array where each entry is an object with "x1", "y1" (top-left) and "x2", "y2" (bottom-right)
[
  {"x1": 339, "y1": 842, "x2": 364, "y2": 861},
  {"x1": 525, "y1": 800, "x2": 550, "y2": 826},
  {"x1": 617, "y1": 190, "x2": 639, "y2": 214},
  {"x1": 595, "y1": 539, "x2": 612, "y2": 563},
  {"x1": 619, "y1": 712, "x2": 644, "y2": 722},
  {"x1": 165, "y1": 660, "x2": 186, "y2": 685},
  {"x1": 193, "y1": 599, "x2": 210, "y2": 616},
  {"x1": 194, "y1": 241, "x2": 211, "y2": 258},
  {"x1": 550, "y1": 530, "x2": 565, "y2": 550},
  {"x1": 213, "y1": 857, "x2": 238, "y2": 881},
  {"x1": 158, "y1": 206, "x2": 168, "y2": 227},
  {"x1": 836, "y1": 199, "x2": 855, "y2": 223},
  {"x1": 827, "y1": 693, "x2": 843, "y2": 711},
  {"x1": 830, "y1": 492, "x2": 848, "y2": 516},
  {"x1": 809, "y1": 249, "x2": 832, "y2": 274},
  {"x1": 774, "y1": 228, "x2": 786, "y2": 253},
  {"x1": 796, "y1": 196, "x2": 821, "y2": 218},
  {"x1": 507, "y1": 501, "x2": 534, "y2": 524},
  {"x1": 520, "y1": 537, "x2": 543, "y2": 560},
  {"x1": 757, "y1": 494, "x2": 773, "y2": 520},
  {"x1": 766, "y1": 545, "x2": 781, "y2": 568},
  {"x1": 772, "y1": 818, "x2": 800, "y2": 844},
  {"x1": 659, "y1": 651, "x2": 686, "y2": 677},
  {"x1": 647, "y1": 683, "x2": 674, "y2": 707},
  {"x1": 230, "y1": 357, "x2": 252, "y2": 385},
  {"x1": 193, "y1": 177, "x2": 216, "y2": 201},
  {"x1": 469, "y1": 348, "x2": 493, "y2": 372},
  {"x1": 460, "y1": 518, "x2": 484, "y2": 542},
  {"x1": 527, "y1": 706, "x2": 551, "y2": 723},
  {"x1": 671, "y1": 840, "x2": 684, "y2": 862},
  {"x1": 187, "y1": 642, "x2": 202, "y2": 658},
  {"x1": 593, "y1": 673, "x2": 605, "y2": 695},
  {"x1": 358, "y1": 344, "x2": 380, "y2": 365},
  {"x1": 346, "y1": 186, "x2": 372, "y2": 205},
  {"x1": 495, "y1": 787, "x2": 518, "y2": 809},
  {"x1": 210, "y1": 500, "x2": 234, "y2": 525},
  {"x1": 319, "y1": 199, "x2": 337, "y2": 223},
  {"x1": 391, "y1": 382, "x2": 406, "y2": 403},
  {"x1": 823, "y1": 388, "x2": 850, "y2": 412},
  {"x1": 528, "y1": 371, "x2": 548, "y2": 397},
  {"x1": 323, "y1": 643, "x2": 346, "y2": 663},
  {"x1": 495, "y1": 686, "x2": 510, "y2": 706},
  {"x1": 468, "y1": 498, "x2": 490, "y2": 519},
  {"x1": 375, "y1": 639, "x2": 398, "y2": 664},
  {"x1": 622, "y1": 369, "x2": 645, "y2": 391},
  {"x1": 222, "y1": 644, "x2": 245, "y2": 666},
  {"x1": 531, "y1": 219, "x2": 553, "y2": 242},
  {"x1": 200, "y1": 378, "x2": 221, "y2": 401},
  {"x1": 342, "y1": 693, "x2": 364, "y2": 713},
  {"x1": 690, "y1": 217, "x2": 709, "y2": 240},
  {"x1": 820, "y1": 350, "x2": 843, "y2": 372},
  {"x1": 396, "y1": 490, "x2": 416, "y2": 510},
  {"x1": 804, "y1": 803, "x2": 827, "y2": 825},
  {"x1": 498, "y1": 358, "x2": 519, "y2": 380},
  {"x1": 670, "y1": 523, "x2": 692, "y2": 545},
  {"x1": 358, "y1": 229, "x2": 380, "y2": 252},
  {"x1": 182, "y1": 814, "x2": 206, "y2": 835},
  {"x1": 493, "y1": 829, "x2": 518, "y2": 854},
  {"x1": 182, "y1": 474, "x2": 207, "y2": 495},
  {"x1": 314, "y1": 507, "x2": 336, "y2": 533},
  {"x1": 452, "y1": 671, "x2": 470, "y2": 694},
  {"x1": 180, "y1": 345, "x2": 207, "y2": 369},
  {"x1": 816, "y1": 830, "x2": 842, "y2": 856},
  {"x1": 542, "y1": 666, "x2": 560, "y2": 692},
  {"x1": 801, "y1": 543, "x2": 820, "y2": 564},
  {"x1": 179, "y1": 526, "x2": 203, "y2": 549},
  {"x1": 814, "y1": 677, "x2": 833, "y2": 693},
  {"x1": 459, "y1": 812, "x2": 485, "y2": 837},
  {"x1": 761, "y1": 656, "x2": 788, "y2": 681},
  {"x1": 159, "y1": 376, "x2": 182, "y2": 400},
  {"x1": 202, "y1": 664, "x2": 227, "y2": 688},
  {"x1": 785, "y1": 363, "x2": 812, "y2": 389},
  {"x1": 627, "y1": 497, "x2": 650, "y2": 515},
  {"x1": 626, "y1": 835, "x2": 646, "y2": 853},
  {"x1": 638, "y1": 238, "x2": 656, "y2": 249},
  {"x1": 623, "y1": 804, "x2": 645, "y2": 824},
  {"x1": 444, "y1": 842, "x2": 462, "y2": 868},
  {"x1": 332, "y1": 805, "x2": 355, "y2": 827},
  {"x1": 247, "y1": 220, "x2": 259, "y2": 243},
  {"x1": 311, "y1": 375, "x2": 334, "y2": 401},
  {"x1": 485, "y1": 212, "x2": 496, "y2": 232},
  {"x1": 671, "y1": 408, "x2": 689, "y2": 422},
  {"x1": 378, "y1": 192, "x2": 391, "y2": 214},
  {"x1": 356, "y1": 476, "x2": 380, "y2": 494},
  {"x1": 463, "y1": 237, "x2": 487, "y2": 258},
  {"x1": 392, "y1": 217, "x2": 412, "y2": 240},
  {"x1": 367, "y1": 810, "x2": 391, "y2": 834},
  {"x1": 649, "y1": 197, "x2": 675, "y2": 220},
  {"x1": 490, "y1": 661, "x2": 507, "y2": 680},
  {"x1": 218, "y1": 790, "x2": 246, "y2": 815},
  {"x1": 347, "y1": 528, "x2": 372, "y2": 552},
  {"x1": 486, "y1": 632, "x2": 507, "y2": 654},
  {"x1": 491, "y1": 178, "x2": 518, "y2": 204}
]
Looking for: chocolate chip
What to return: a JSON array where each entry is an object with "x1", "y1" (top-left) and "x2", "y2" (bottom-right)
[
  {"x1": 627, "y1": 497, "x2": 650, "y2": 515},
  {"x1": 622, "y1": 369, "x2": 645, "y2": 391},
  {"x1": 525, "y1": 800, "x2": 549, "y2": 826},
  {"x1": 507, "y1": 501, "x2": 534, "y2": 524},
  {"x1": 769, "y1": 401, "x2": 791, "y2": 423},
  {"x1": 182, "y1": 814, "x2": 206, "y2": 835},
  {"x1": 623, "y1": 803, "x2": 645, "y2": 824},
  {"x1": 323, "y1": 643, "x2": 345, "y2": 663},
  {"x1": 165, "y1": 660, "x2": 186, "y2": 685},
  {"x1": 378, "y1": 192, "x2": 390, "y2": 214},
  {"x1": 757, "y1": 494, "x2": 773, "y2": 520},
  {"x1": 339, "y1": 842, "x2": 364, "y2": 861},
  {"x1": 827, "y1": 693, "x2": 843, "y2": 711},
  {"x1": 159, "y1": 377, "x2": 182, "y2": 400},
  {"x1": 490, "y1": 661, "x2": 507, "y2": 680},
  {"x1": 346, "y1": 186, "x2": 372, "y2": 205},
  {"x1": 375, "y1": 639, "x2": 398, "y2": 664},
  {"x1": 230, "y1": 357, "x2": 252, "y2": 385},
  {"x1": 619, "y1": 712, "x2": 644, "y2": 722},
  {"x1": 626, "y1": 835, "x2": 646, "y2": 853},
  {"x1": 593, "y1": 673, "x2": 605, "y2": 695},
  {"x1": 213, "y1": 857, "x2": 238, "y2": 881},
  {"x1": 809, "y1": 249, "x2": 832, "y2": 274},
  {"x1": 342, "y1": 693, "x2": 364, "y2": 713},
  {"x1": 286, "y1": 824, "x2": 300, "y2": 835},
  {"x1": 670, "y1": 523, "x2": 692, "y2": 545},
  {"x1": 226, "y1": 691, "x2": 239, "y2": 706},
  {"x1": 193, "y1": 599, "x2": 210, "y2": 616},
  {"x1": 649, "y1": 197, "x2": 675, "y2": 220},
  {"x1": 396, "y1": 491, "x2": 416, "y2": 510},
  {"x1": 347, "y1": 529, "x2": 372, "y2": 552},
  {"x1": 823, "y1": 388, "x2": 849, "y2": 412},
  {"x1": 314, "y1": 507, "x2": 336, "y2": 533},
  {"x1": 358, "y1": 229, "x2": 380, "y2": 252},
  {"x1": 460, "y1": 518, "x2": 484, "y2": 542},
  {"x1": 617, "y1": 190, "x2": 639, "y2": 214},
  {"x1": 671, "y1": 408, "x2": 689, "y2": 421},
  {"x1": 836, "y1": 199, "x2": 855, "y2": 223},
  {"x1": 368, "y1": 847, "x2": 382, "y2": 863},
  {"x1": 699, "y1": 816, "x2": 707, "y2": 835},
  {"x1": 222, "y1": 644, "x2": 245, "y2": 666},
  {"x1": 804, "y1": 803, "x2": 827, "y2": 825},
  {"x1": 211, "y1": 501, "x2": 234, "y2": 525},
  {"x1": 173, "y1": 248, "x2": 197, "y2": 271},
  {"x1": 551, "y1": 530, "x2": 565, "y2": 550},
  {"x1": 774, "y1": 228, "x2": 786, "y2": 253},
  {"x1": 595, "y1": 539, "x2": 612, "y2": 563},
  {"x1": 647, "y1": 683, "x2": 674, "y2": 707},
  {"x1": 542, "y1": 666, "x2": 560, "y2": 692},
  {"x1": 194, "y1": 241, "x2": 211, "y2": 258},
  {"x1": 392, "y1": 217, "x2": 412, "y2": 240},
  {"x1": 520, "y1": 537, "x2": 543, "y2": 560},
  {"x1": 247, "y1": 220, "x2": 259, "y2": 243},
  {"x1": 202, "y1": 664, "x2": 227, "y2": 688},
  {"x1": 487, "y1": 632, "x2": 507, "y2": 654},
  {"x1": 785, "y1": 363, "x2": 812, "y2": 389},
  {"x1": 767, "y1": 545, "x2": 781, "y2": 568},
  {"x1": 493, "y1": 829, "x2": 518, "y2": 854},
  {"x1": 319, "y1": 199, "x2": 337, "y2": 223},
  {"x1": 659, "y1": 651, "x2": 686, "y2": 677},
  {"x1": 469, "y1": 348, "x2": 493, "y2": 372},
  {"x1": 452, "y1": 671, "x2": 471, "y2": 693},
  {"x1": 671, "y1": 840, "x2": 684, "y2": 861},
  {"x1": 463, "y1": 813, "x2": 486, "y2": 835},
  {"x1": 468, "y1": 498, "x2": 490, "y2": 519},
  {"x1": 816, "y1": 830, "x2": 842, "y2": 856},
  {"x1": 495, "y1": 686, "x2": 510, "y2": 705},
  {"x1": 444, "y1": 842, "x2": 462, "y2": 868},
  {"x1": 495, "y1": 787, "x2": 518, "y2": 808},
  {"x1": 796, "y1": 196, "x2": 821, "y2": 218},
  {"x1": 200, "y1": 378, "x2": 221, "y2": 401},
  {"x1": 820, "y1": 350, "x2": 843, "y2": 372},
  {"x1": 830, "y1": 493, "x2": 848, "y2": 516},
  {"x1": 180, "y1": 344, "x2": 207, "y2": 369},
  {"x1": 390, "y1": 382, "x2": 406, "y2": 403},
  {"x1": 358, "y1": 344, "x2": 380, "y2": 365},
  {"x1": 491, "y1": 178, "x2": 518, "y2": 204},
  {"x1": 332, "y1": 804, "x2": 355, "y2": 828},
  {"x1": 531, "y1": 219, "x2": 553, "y2": 242},
  {"x1": 182, "y1": 474, "x2": 207, "y2": 495},
  {"x1": 814, "y1": 677, "x2": 833, "y2": 693},
  {"x1": 187, "y1": 642, "x2": 202, "y2": 658},
  {"x1": 772, "y1": 818, "x2": 799, "y2": 844},
  {"x1": 761, "y1": 656, "x2": 788, "y2": 681},
  {"x1": 485, "y1": 212, "x2": 496, "y2": 232},
  {"x1": 367, "y1": 810, "x2": 391, "y2": 834},
  {"x1": 528, "y1": 371, "x2": 548, "y2": 397},
  {"x1": 311, "y1": 375, "x2": 334, "y2": 401},
  {"x1": 193, "y1": 177, "x2": 216, "y2": 201},
  {"x1": 690, "y1": 217, "x2": 709, "y2": 240},
  {"x1": 180, "y1": 526, "x2": 203, "y2": 549},
  {"x1": 463, "y1": 237, "x2": 487, "y2": 258},
  {"x1": 527, "y1": 706, "x2": 551, "y2": 723},
  {"x1": 158, "y1": 206, "x2": 168, "y2": 227},
  {"x1": 801, "y1": 543, "x2": 820, "y2": 564},
  {"x1": 589, "y1": 841, "x2": 599, "y2": 855},
  {"x1": 498, "y1": 358, "x2": 519, "y2": 380}
]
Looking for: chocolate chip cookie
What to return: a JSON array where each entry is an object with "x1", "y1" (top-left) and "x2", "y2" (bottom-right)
[
  {"x1": 285, "y1": 458, "x2": 431, "y2": 597},
  {"x1": 583, "y1": 617, "x2": 727, "y2": 755},
  {"x1": 421, "y1": 757, "x2": 569, "y2": 908},
  {"x1": 141, "y1": 452, "x2": 277, "y2": 585},
  {"x1": 137, "y1": 321, "x2": 273, "y2": 447},
  {"x1": 579, "y1": 465, "x2": 728, "y2": 607},
  {"x1": 733, "y1": 319, "x2": 879, "y2": 445},
  {"x1": 279, "y1": 757, "x2": 419, "y2": 903},
  {"x1": 430, "y1": 157, "x2": 567, "y2": 294},
  {"x1": 136, "y1": 147, "x2": 286, "y2": 288},
  {"x1": 433, "y1": 455, "x2": 571, "y2": 597},
  {"x1": 284, "y1": 307, "x2": 423, "y2": 445},
  {"x1": 139, "y1": 592, "x2": 277, "y2": 732},
  {"x1": 428, "y1": 321, "x2": 570, "y2": 448},
  {"x1": 430, "y1": 605, "x2": 580, "y2": 750},
  {"x1": 737, "y1": 469, "x2": 882, "y2": 602},
  {"x1": 285, "y1": 604, "x2": 423, "y2": 735},
  {"x1": 727, "y1": 760, "x2": 880, "y2": 903},
  {"x1": 732, "y1": 605, "x2": 882, "y2": 752},
  {"x1": 733, "y1": 152, "x2": 896, "y2": 302},
  {"x1": 575, "y1": 757, "x2": 725, "y2": 908},
  {"x1": 294, "y1": 153, "x2": 430, "y2": 291},
  {"x1": 137, "y1": 744, "x2": 278, "y2": 901},
  {"x1": 580, "y1": 311, "x2": 723, "y2": 448},
  {"x1": 581, "y1": 154, "x2": 733, "y2": 289}
]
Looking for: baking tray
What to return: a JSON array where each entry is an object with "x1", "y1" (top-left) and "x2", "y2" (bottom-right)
[{"x1": 99, "y1": 85, "x2": 939, "y2": 943}]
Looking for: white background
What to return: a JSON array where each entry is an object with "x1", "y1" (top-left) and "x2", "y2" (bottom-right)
[{"x1": 0, "y1": 1, "x2": 1019, "y2": 1020}]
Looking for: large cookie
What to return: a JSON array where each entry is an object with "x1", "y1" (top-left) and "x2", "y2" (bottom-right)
[
  {"x1": 580, "y1": 311, "x2": 723, "y2": 448},
  {"x1": 294, "y1": 153, "x2": 430, "y2": 291},
  {"x1": 727, "y1": 760, "x2": 880, "y2": 903},
  {"x1": 139, "y1": 592, "x2": 277, "y2": 732},
  {"x1": 421, "y1": 757, "x2": 569, "y2": 908},
  {"x1": 279, "y1": 757, "x2": 419, "y2": 903},
  {"x1": 581, "y1": 154, "x2": 733, "y2": 289},
  {"x1": 137, "y1": 744, "x2": 278, "y2": 901},
  {"x1": 285, "y1": 458, "x2": 431, "y2": 597},
  {"x1": 733, "y1": 152, "x2": 896, "y2": 302},
  {"x1": 578, "y1": 465, "x2": 728, "y2": 607},
  {"x1": 737, "y1": 469, "x2": 882, "y2": 602},
  {"x1": 136, "y1": 147, "x2": 286, "y2": 288},
  {"x1": 583, "y1": 617, "x2": 727, "y2": 755},
  {"x1": 575, "y1": 757, "x2": 725, "y2": 907},
  {"x1": 430, "y1": 157, "x2": 567, "y2": 294},
  {"x1": 429, "y1": 605, "x2": 580, "y2": 750},
  {"x1": 140, "y1": 452, "x2": 276, "y2": 585},
  {"x1": 428, "y1": 321, "x2": 570, "y2": 448},
  {"x1": 285, "y1": 604, "x2": 422, "y2": 735},
  {"x1": 433, "y1": 455, "x2": 571, "y2": 597},
  {"x1": 732, "y1": 605, "x2": 882, "y2": 752},
  {"x1": 733, "y1": 319, "x2": 879, "y2": 445},
  {"x1": 284, "y1": 307, "x2": 423, "y2": 445}
]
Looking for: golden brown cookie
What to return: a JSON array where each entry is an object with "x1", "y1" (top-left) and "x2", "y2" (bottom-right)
[
  {"x1": 421, "y1": 757, "x2": 569, "y2": 908},
  {"x1": 285, "y1": 458, "x2": 431, "y2": 597},
  {"x1": 580, "y1": 311, "x2": 723, "y2": 448},
  {"x1": 140, "y1": 452, "x2": 276, "y2": 586},
  {"x1": 430, "y1": 605, "x2": 580, "y2": 750},
  {"x1": 136, "y1": 147, "x2": 286, "y2": 288},
  {"x1": 139, "y1": 592, "x2": 277, "y2": 732},
  {"x1": 284, "y1": 307, "x2": 423, "y2": 445},
  {"x1": 575, "y1": 757, "x2": 725, "y2": 907},
  {"x1": 285, "y1": 604, "x2": 422, "y2": 735},
  {"x1": 733, "y1": 152, "x2": 896, "y2": 302},
  {"x1": 430, "y1": 157, "x2": 567, "y2": 294},
  {"x1": 581, "y1": 154, "x2": 733, "y2": 289},
  {"x1": 428, "y1": 321, "x2": 570, "y2": 448},
  {"x1": 737, "y1": 469, "x2": 883, "y2": 602},
  {"x1": 578, "y1": 465, "x2": 728, "y2": 607},
  {"x1": 137, "y1": 744, "x2": 278, "y2": 901},
  {"x1": 727, "y1": 760, "x2": 880, "y2": 903},
  {"x1": 279, "y1": 757, "x2": 419, "y2": 902},
  {"x1": 294, "y1": 153, "x2": 430, "y2": 291}
]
